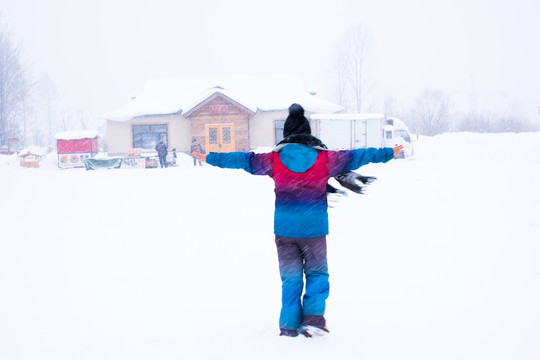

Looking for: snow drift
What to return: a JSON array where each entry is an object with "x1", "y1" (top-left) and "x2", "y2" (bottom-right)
[{"x1": 1, "y1": 132, "x2": 539, "y2": 360}]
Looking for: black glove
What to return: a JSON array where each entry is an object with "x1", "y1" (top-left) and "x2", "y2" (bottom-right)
[
  {"x1": 334, "y1": 172, "x2": 377, "y2": 194},
  {"x1": 326, "y1": 183, "x2": 346, "y2": 195}
]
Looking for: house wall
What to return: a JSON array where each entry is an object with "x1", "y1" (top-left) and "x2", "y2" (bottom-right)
[
  {"x1": 106, "y1": 96, "x2": 318, "y2": 155},
  {"x1": 186, "y1": 94, "x2": 251, "y2": 152},
  {"x1": 107, "y1": 114, "x2": 191, "y2": 155},
  {"x1": 249, "y1": 110, "x2": 284, "y2": 148},
  {"x1": 106, "y1": 120, "x2": 130, "y2": 155},
  {"x1": 248, "y1": 110, "x2": 320, "y2": 148}
]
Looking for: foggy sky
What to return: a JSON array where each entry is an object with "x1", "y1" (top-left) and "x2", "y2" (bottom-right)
[{"x1": 2, "y1": 0, "x2": 539, "y2": 122}]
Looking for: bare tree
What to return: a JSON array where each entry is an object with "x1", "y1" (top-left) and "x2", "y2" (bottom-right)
[
  {"x1": 330, "y1": 51, "x2": 349, "y2": 110},
  {"x1": 410, "y1": 89, "x2": 453, "y2": 135},
  {"x1": 456, "y1": 110, "x2": 539, "y2": 133},
  {"x1": 77, "y1": 106, "x2": 88, "y2": 130},
  {"x1": 331, "y1": 23, "x2": 376, "y2": 112},
  {"x1": 34, "y1": 73, "x2": 60, "y2": 146},
  {"x1": 0, "y1": 21, "x2": 30, "y2": 147},
  {"x1": 57, "y1": 109, "x2": 72, "y2": 132},
  {"x1": 383, "y1": 95, "x2": 407, "y2": 119}
]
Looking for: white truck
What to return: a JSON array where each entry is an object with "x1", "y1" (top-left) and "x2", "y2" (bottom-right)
[{"x1": 309, "y1": 113, "x2": 414, "y2": 158}]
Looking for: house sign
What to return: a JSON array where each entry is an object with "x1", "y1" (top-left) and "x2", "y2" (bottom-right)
[{"x1": 211, "y1": 105, "x2": 229, "y2": 114}]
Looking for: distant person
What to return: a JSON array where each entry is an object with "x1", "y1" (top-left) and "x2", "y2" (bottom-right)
[
  {"x1": 193, "y1": 103, "x2": 404, "y2": 337},
  {"x1": 155, "y1": 141, "x2": 168, "y2": 168},
  {"x1": 172, "y1": 148, "x2": 177, "y2": 165},
  {"x1": 190, "y1": 138, "x2": 203, "y2": 166}
]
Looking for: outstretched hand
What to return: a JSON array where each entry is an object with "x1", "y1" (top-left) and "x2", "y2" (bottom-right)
[
  {"x1": 393, "y1": 145, "x2": 404, "y2": 158},
  {"x1": 192, "y1": 152, "x2": 207, "y2": 162}
]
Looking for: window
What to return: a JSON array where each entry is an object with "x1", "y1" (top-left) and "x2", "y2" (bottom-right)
[
  {"x1": 275, "y1": 120, "x2": 286, "y2": 144},
  {"x1": 208, "y1": 127, "x2": 218, "y2": 144},
  {"x1": 395, "y1": 129, "x2": 411, "y2": 143},
  {"x1": 222, "y1": 127, "x2": 231, "y2": 144},
  {"x1": 385, "y1": 130, "x2": 393, "y2": 139},
  {"x1": 132, "y1": 124, "x2": 168, "y2": 150}
]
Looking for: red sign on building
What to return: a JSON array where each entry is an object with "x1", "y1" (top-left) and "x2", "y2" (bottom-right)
[{"x1": 210, "y1": 105, "x2": 229, "y2": 114}]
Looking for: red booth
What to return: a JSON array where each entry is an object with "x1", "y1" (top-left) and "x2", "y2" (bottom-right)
[{"x1": 55, "y1": 131, "x2": 99, "y2": 169}]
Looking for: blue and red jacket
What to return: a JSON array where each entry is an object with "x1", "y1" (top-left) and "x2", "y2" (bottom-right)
[{"x1": 207, "y1": 144, "x2": 394, "y2": 238}]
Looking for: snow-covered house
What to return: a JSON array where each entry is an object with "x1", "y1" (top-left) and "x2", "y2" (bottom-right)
[{"x1": 100, "y1": 75, "x2": 342, "y2": 155}]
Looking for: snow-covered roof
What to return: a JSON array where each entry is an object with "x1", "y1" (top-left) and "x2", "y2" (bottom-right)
[
  {"x1": 18, "y1": 147, "x2": 48, "y2": 156},
  {"x1": 182, "y1": 87, "x2": 257, "y2": 116},
  {"x1": 100, "y1": 75, "x2": 343, "y2": 122},
  {"x1": 54, "y1": 130, "x2": 100, "y2": 140}
]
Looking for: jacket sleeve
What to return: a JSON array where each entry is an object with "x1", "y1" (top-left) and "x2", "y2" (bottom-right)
[
  {"x1": 206, "y1": 152, "x2": 273, "y2": 176},
  {"x1": 326, "y1": 147, "x2": 394, "y2": 177}
]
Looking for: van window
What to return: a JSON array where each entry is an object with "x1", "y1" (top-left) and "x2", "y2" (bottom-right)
[{"x1": 395, "y1": 129, "x2": 411, "y2": 143}]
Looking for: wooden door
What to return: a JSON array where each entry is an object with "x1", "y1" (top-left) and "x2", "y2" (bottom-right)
[{"x1": 205, "y1": 124, "x2": 235, "y2": 153}]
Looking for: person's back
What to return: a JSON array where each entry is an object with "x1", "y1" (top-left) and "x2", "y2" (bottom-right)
[
  {"x1": 155, "y1": 141, "x2": 168, "y2": 168},
  {"x1": 155, "y1": 141, "x2": 167, "y2": 156},
  {"x1": 190, "y1": 139, "x2": 203, "y2": 166},
  {"x1": 272, "y1": 144, "x2": 329, "y2": 237},
  {"x1": 192, "y1": 103, "x2": 402, "y2": 337}
]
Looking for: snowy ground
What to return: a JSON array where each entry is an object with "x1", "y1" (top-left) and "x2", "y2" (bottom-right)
[{"x1": 1, "y1": 132, "x2": 539, "y2": 360}]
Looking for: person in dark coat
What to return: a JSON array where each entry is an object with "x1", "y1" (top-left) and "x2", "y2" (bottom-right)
[
  {"x1": 193, "y1": 103, "x2": 404, "y2": 337},
  {"x1": 155, "y1": 141, "x2": 168, "y2": 168}
]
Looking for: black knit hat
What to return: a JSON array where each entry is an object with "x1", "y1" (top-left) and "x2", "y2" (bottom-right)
[{"x1": 283, "y1": 103, "x2": 311, "y2": 138}]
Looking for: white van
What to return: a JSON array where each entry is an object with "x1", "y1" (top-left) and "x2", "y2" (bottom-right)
[
  {"x1": 383, "y1": 117, "x2": 414, "y2": 158},
  {"x1": 310, "y1": 113, "x2": 414, "y2": 158}
]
